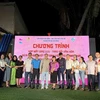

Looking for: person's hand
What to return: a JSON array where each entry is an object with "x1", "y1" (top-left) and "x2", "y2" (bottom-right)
[
  {"x1": 23, "y1": 68, "x2": 25, "y2": 72},
  {"x1": 71, "y1": 71, "x2": 73, "y2": 74},
  {"x1": 86, "y1": 70, "x2": 88, "y2": 75},
  {"x1": 40, "y1": 71, "x2": 42, "y2": 74},
  {"x1": 31, "y1": 69, "x2": 33, "y2": 74},
  {"x1": 95, "y1": 73, "x2": 97, "y2": 76},
  {"x1": 95, "y1": 72, "x2": 97, "y2": 76},
  {"x1": 82, "y1": 67, "x2": 84, "y2": 70},
  {"x1": 74, "y1": 67, "x2": 76, "y2": 69},
  {"x1": 9, "y1": 66, "x2": 12, "y2": 68},
  {"x1": 63, "y1": 70, "x2": 66, "y2": 74},
  {"x1": 1, "y1": 68, "x2": 4, "y2": 71},
  {"x1": 12, "y1": 66, "x2": 14, "y2": 68},
  {"x1": 51, "y1": 68, "x2": 54, "y2": 73},
  {"x1": 15, "y1": 66, "x2": 18, "y2": 69}
]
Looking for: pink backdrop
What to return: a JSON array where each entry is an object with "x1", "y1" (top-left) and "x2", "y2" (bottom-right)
[
  {"x1": 14, "y1": 36, "x2": 90, "y2": 85},
  {"x1": 14, "y1": 36, "x2": 89, "y2": 60}
]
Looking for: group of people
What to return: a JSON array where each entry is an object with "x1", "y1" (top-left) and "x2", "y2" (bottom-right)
[
  {"x1": 0, "y1": 52, "x2": 100, "y2": 91},
  {"x1": 0, "y1": 53, "x2": 24, "y2": 88}
]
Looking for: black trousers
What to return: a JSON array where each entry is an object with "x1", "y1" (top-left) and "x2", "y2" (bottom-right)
[
  {"x1": 31, "y1": 68, "x2": 40, "y2": 87},
  {"x1": 88, "y1": 75, "x2": 95, "y2": 90},
  {"x1": 66, "y1": 69, "x2": 73, "y2": 88},
  {"x1": 57, "y1": 68, "x2": 65, "y2": 87},
  {"x1": 0, "y1": 68, "x2": 5, "y2": 87}
]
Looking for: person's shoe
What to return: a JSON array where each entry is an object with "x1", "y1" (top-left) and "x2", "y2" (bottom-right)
[
  {"x1": 31, "y1": 84, "x2": 35, "y2": 89},
  {"x1": 93, "y1": 89, "x2": 97, "y2": 92},
  {"x1": 81, "y1": 88, "x2": 84, "y2": 91},
  {"x1": 17, "y1": 85, "x2": 19, "y2": 88},
  {"x1": 36, "y1": 87, "x2": 39, "y2": 89},
  {"x1": 24, "y1": 86, "x2": 28, "y2": 88},
  {"x1": 36, "y1": 85, "x2": 39, "y2": 89},
  {"x1": 41, "y1": 87, "x2": 44, "y2": 89},
  {"x1": 24, "y1": 86, "x2": 26, "y2": 88},
  {"x1": 96, "y1": 88, "x2": 100, "y2": 91},
  {"x1": 62, "y1": 86, "x2": 64, "y2": 90},
  {"x1": 31, "y1": 86, "x2": 35, "y2": 89},
  {"x1": 6, "y1": 86, "x2": 10, "y2": 88},
  {"x1": 74, "y1": 87, "x2": 78, "y2": 90},
  {"x1": 66, "y1": 86, "x2": 70, "y2": 89},
  {"x1": 28, "y1": 84, "x2": 31, "y2": 88},
  {"x1": 70, "y1": 87, "x2": 73, "y2": 90},
  {"x1": 19, "y1": 85, "x2": 22, "y2": 88},
  {"x1": 53, "y1": 88, "x2": 55, "y2": 90},
  {"x1": 45, "y1": 87, "x2": 48, "y2": 89},
  {"x1": 58, "y1": 85, "x2": 61, "y2": 89},
  {"x1": 88, "y1": 89, "x2": 91, "y2": 91},
  {"x1": 6, "y1": 85, "x2": 9, "y2": 88}
]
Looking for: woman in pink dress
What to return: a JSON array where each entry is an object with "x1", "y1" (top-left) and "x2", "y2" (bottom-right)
[{"x1": 49, "y1": 56, "x2": 59, "y2": 90}]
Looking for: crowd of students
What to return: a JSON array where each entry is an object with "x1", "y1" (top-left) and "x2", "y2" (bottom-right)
[{"x1": 0, "y1": 52, "x2": 100, "y2": 91}]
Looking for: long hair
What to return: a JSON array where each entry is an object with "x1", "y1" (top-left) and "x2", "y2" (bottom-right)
[
  {"x1": 80, "y1": 57, "x2": 85, "y2": 63},
  {"x1": 12, "y1": 55, "x2": 18, "y2": 62},
  {"x1": 52, "y1": 56, "x2": 56, "y2": 62},
  {"x1": 73, "y1": 54, "x2": 77, "y2": 60},
  {"x1": 6, "y1": 52, "x2": 12, "y2": 59}
]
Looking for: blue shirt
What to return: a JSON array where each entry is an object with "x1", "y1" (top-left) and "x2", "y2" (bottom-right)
[{"x1": 31, "y1": 59, "x2": 41, "y2": 69}]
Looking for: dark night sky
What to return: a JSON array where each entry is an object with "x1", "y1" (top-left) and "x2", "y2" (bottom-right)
[
  {"x1": 0, "y1": 0, "x2": 89, "y2": 36},
  {"x1": 8, "y1": 0, "x2": 85, "y2": 36},
  {"x1": 0, "y1": 0, "x2": 100, "y2": 37},
  {"x1": 1, "y1": 0, "x2": 100, "y2": 51},
  {"x1": 11, "y1": 0, "x2": 60, "y2": 35}
]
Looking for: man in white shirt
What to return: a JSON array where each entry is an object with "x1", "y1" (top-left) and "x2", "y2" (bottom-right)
[
  {"x1": 72, "y1": 55, "x2": 80, "y2": 90},
  {"x1": 96, "y1": 60, "x2": 100, "y2": 90},
  {"x1": 65, "y1": 54, "x2": 73, "y2": 90},
  {"x1": 94, "y1": 52, "x2": 100, "y2": 84},
  {"x1": 86, "y1": 55, "x2": 96, "y2": 91},
  {"x1": 24, "y1": 53, "x2": 33, "y2": 88}
]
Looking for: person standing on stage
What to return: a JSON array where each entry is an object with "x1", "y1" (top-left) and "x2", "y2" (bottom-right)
[
  {"x1": 40, "y1": 54, "x2": 50, "y2": 89},
  {"x1": 79, "y1": 57, "x2": 86, "y2": 91},
  {"x1": 4, "y1": 53, "x2": 12, "y2": 87},
  {"x1": 57, "y1": 52, "x2": 66, "y2": 89},
  {"x1": 65, "y1": 54, "x2": 73, "y2": 90},
  {"x1": 31, "y1": 54, "x2": 41, "y2": 89},
  {"x1": 96, "y1": 60, "x2": 100, "y2": 91},
  {"x1": 72, "y1": 55, "x2": 80, "y2": 90},
  {"x1": 24, "y1": 53, "x2": 33, "y2": 88},
  {"x1": 0, "y1": 54, "x2": 7, "y2": 87},
  {"x1": 86, "y1": 55, "x2": 96, "y2": 91},
  {"x1": 10, "y1": 55, "x2": 18, "y2": 86},
  {"x1": 16, "y1": 55, "x2": 24, "y2": 88},
  {"x1": 95, "y1": 52, "x2": 100, "y2": 64},
  {"x1": 94, "y1": 52, "x2": 100, "y2": 83},
  {"x1": 49, "y1": 56, "x2": 59, "y2": 90}
]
